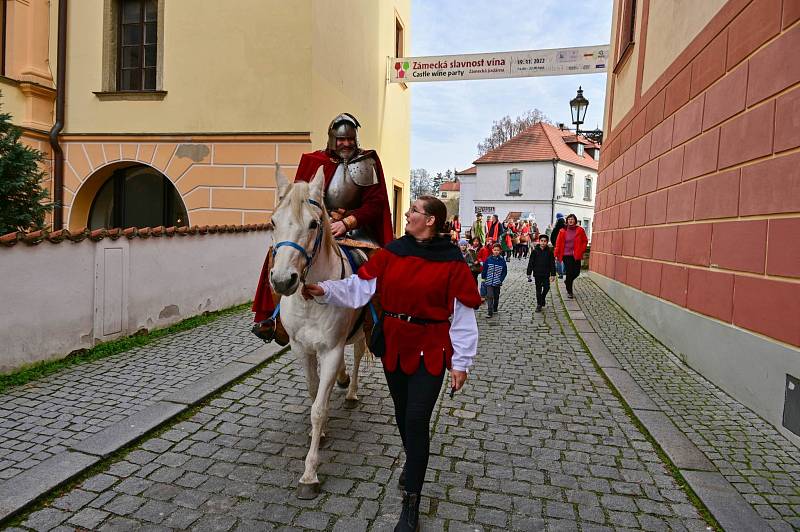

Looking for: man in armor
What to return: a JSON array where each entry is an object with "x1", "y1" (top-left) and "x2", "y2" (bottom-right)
[{"x1": 251, "y1": 113, "x2": 394, "y2": 344}]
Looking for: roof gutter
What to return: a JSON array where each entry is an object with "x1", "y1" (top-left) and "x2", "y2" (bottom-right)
[
  {"x1": 48, "y1": 0, "x2": 67, "y2": 229},
  {"x1": 551, "y1": 158, "x2": 558, "y2": 224}
]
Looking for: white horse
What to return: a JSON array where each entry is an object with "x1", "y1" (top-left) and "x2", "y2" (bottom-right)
[{"x1": 269, "y1": 166, "x2": 370, "y2": 499}]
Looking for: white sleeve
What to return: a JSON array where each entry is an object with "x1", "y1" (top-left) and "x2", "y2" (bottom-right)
[
  {"x1": 449, "y1": 299, "x2": 479, "y2": 372},
  {"x1": 317, "y1": 274, "x2": 376, "y2": 309}
]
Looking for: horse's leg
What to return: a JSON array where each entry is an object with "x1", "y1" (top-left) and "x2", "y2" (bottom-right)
[
  {"x1": 335, "y1": 356, "x2": 350, "y2": 388},
  {"x1": 344, "y1": 336, "x2": 366, "y2": 407},
  {"x1": 297, "y1": 348, "x2": 341, "y2": 499},
  {"x1": 300, "y1": 351, "x2": 319, "y2": 401}
]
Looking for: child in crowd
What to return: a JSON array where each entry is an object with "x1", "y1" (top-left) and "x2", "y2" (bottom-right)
[
  {"x1": 481, "y1": 243, "x2": 508, "y2": 317},
  {"x1": 526, "y1": 234, "x2": 556, "y2": 312},
  {"x1": 477, "y1": 238, "x2": 494, "y2": 264},
  {"x1": 459, "y1": 239, "x2": 481, "y2": 285}
]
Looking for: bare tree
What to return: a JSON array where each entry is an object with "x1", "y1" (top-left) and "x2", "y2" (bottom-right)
[
  {"x1": 477, "y1": 108, "x2": 550, "y2": 155},
  {"x1": 410, "y1": 168, "x2": 434, "y2": 200}
]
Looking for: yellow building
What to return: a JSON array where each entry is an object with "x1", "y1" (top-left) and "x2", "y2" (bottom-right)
[{"x1": 1, "y1": 0, "x2": 411, "y2": 234}]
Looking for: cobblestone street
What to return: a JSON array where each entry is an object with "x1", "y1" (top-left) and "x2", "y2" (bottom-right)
[
  {"x1": 575, "y1": 279, "x2": 800, "y2": 530},
  {"x1": 4, "y1": 261, "x2": 723, "y2": 531},
  {"x1": 0, "y1": 312, "x2": 263, "y2": 483}
]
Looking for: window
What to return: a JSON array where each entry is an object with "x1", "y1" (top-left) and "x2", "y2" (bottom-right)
[
  {"x1": 583, "y1": 218, "x2": 591, "y2": 237},
  {"x1": 395, "y1": 16, "x2": 404, "y2": 58},
  {"x1": 584, "y1": 177, "x2": 593, "y2": 201},
  {"x1": 392, "y1": 185, "x2": 403, "y2": 234},
  {"x1": 118, "y1": 0, "x2": 158, "y2": 90},
  {"x1": 576, "y1": 143, "x2": 584, "y2": 157},
  {"x1": 564, "y1": 171, "x2": 574, "y2": 198},
  {"x1": 508, "y1": 170, "x2": 521, "y2": 195},
  {"x1": 593, "y1": 148, "x2": 601, "y2": 161},
  {"x1": 614, "y1": 0, "x2": 637, "y2": 70},
  {"x1": 89, "y1": 165, "x2": 188, "y2": 229},
  {"x1": 441, "y1": 191, "x2": 448, "y2": 198}
]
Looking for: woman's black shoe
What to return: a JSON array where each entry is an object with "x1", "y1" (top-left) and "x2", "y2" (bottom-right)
[{"x1": 394, "y1": 491, "x2": 420, "y2": 532}]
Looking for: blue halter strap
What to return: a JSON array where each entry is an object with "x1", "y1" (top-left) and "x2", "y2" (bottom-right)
[{"x1": 272, "y1": 198, "x2": 324, "y2": 280}]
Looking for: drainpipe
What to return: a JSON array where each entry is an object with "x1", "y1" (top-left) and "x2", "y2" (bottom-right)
[
  {"x1": 48, "y1": 0, "x2": 67, "y2": 229},
  {"x1": 550, "y1": 158, "x2": 558, "y2": 224},
  {"x1": 1, "y1": 0, "x2": 7, "y2": 76}
]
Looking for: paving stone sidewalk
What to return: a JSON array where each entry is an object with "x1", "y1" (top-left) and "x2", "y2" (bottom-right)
[
  {"x1": 572, "y1": 276, "x2": 800, "y2": 531},
  {"x1": 4, "y1": 261, "x2": 717, "y2": 531},
  {"x1": 0, "y1": 311, "x2": 263, "y2": 483}
]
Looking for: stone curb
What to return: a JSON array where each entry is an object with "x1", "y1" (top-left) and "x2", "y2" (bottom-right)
[
  {"x1": 556, "y1": 279, "x2": 769, "y2": 531},
  {"x1": 0, "y1": 343, "x2": 286, "y2": 524}
]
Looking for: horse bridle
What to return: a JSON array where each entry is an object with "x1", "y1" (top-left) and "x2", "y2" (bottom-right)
[{"x1": 272, "y1": 198, "x2": 325, "y2": 283}]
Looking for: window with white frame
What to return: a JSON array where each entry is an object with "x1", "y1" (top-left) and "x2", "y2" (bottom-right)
[
  {"x1": 508, "y1": 169, "x2": 521, "y2": 195},
  {"x1": 583, "y1": 218, "x2": 591, "y2": 237},
  {"x1": 576, "y1": 143, "x2": 584, "y2": 157},
  {"x1": 584, "y1": 176, "x2": 593, "y2": 201},
  {"x1": 563, "y1": 171, "x2": 574, "y2": 197}
]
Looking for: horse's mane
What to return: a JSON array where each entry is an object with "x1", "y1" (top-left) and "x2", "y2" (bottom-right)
[{"x1": 279, "y1": 182, "x2": 342, "y2": 260}]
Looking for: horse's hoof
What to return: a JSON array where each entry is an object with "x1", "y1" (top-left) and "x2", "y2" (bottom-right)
[
  {"x1": 296, "y1": 481, "x2": 321, "y2": 499},
  {"x1": 343, "y1": 398, "x2": 359, "y2": 409},
  {"x1": 336, "y1": 376, "x2": 351, "y2": 388}
]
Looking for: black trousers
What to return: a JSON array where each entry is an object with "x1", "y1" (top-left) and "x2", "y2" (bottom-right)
[
  {"x1": 563, "y1": 255, "x2": 581, "y2": 295},
  {"x1": 384, "y1": 362, "x2": 445, "y2": 494},
  {"x1": 534, "y1": 275, "x2": 550, "y2": 306},
  {"x1": 486, "y1": 285, "x2": 501, "y2": 312}
]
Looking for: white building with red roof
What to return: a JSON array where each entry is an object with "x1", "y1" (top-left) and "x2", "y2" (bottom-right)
[
  {"x1": 459, "y1": 122, "x2": 599, "y2": 238},
  {"x1": 437, "y1": 179, "x2": 461, "y2": 200}
]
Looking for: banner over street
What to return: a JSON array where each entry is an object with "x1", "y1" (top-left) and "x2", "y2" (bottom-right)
[{"x1": 390, "y1": 44, "x2": 610, "y2": 83}]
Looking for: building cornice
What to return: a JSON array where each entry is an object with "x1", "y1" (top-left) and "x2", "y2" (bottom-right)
[{"x1": 60, "y1": 132, "x2": 311, "y2": 142}]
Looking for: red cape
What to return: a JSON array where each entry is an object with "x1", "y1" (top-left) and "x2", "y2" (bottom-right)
[
  {"x1": 252, "y1": 150, "x2": 394, "y2": 321},
  {"x1": 293, "y1": 150, "x2": 394, "y2": 246}
]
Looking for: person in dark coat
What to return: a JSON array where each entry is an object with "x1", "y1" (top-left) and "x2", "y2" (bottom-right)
[
  {"x1": 550, "y1": 213, "x2": 566, "y2": 278},
  {"x1": 526, "y1": 234, "x2": 556, "y2": 312}
]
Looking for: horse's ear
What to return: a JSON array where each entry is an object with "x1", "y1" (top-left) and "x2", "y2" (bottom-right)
[
  {"x1": 275, "y1": 163, "x2": 291, "y2": 201},
  {"x1": 309, "y1": 166, "x2": 325, "y2": 202}
]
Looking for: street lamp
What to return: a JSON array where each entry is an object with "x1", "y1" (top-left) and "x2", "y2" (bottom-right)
[{"x1": 570, "y1": 86, "x2": 589, "y2": 136}]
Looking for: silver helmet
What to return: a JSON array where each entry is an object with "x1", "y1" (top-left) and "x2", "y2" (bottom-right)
[{"x1": 327, "y1": 113, "x2": 361, "y2": 159}]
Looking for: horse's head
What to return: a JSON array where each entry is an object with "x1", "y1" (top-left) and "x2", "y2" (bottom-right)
[{"x1": 270, "y1": 165, "x2": 327, "y2": 295}]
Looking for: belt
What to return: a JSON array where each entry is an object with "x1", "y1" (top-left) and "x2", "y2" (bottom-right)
[{"x1": 383, "y1": 311, "x2": 448, "y2": 325}]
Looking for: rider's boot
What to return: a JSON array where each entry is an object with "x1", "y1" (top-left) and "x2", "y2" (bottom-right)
[{"x1": 251, "y1": 316, "x2": 289, "y2": 346}]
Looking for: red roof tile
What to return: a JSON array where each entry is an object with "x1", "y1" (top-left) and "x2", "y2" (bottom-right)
[
  {"x1": 473, "y1": 122, "x2": 599, "y2": 170},
  {"x1": 0, "y1": 224, "x2": 271, "y2": 248},
  {"x1": 439, "y1": 180, "x2": 461, "y2": 192},
  {"x1": 456, "y1": 166, "x2": 477, "y2": 175}
]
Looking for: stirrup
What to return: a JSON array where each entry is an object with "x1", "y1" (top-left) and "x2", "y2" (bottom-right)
[{"x1": 251, "y1": 318, "x2": 277, "y2": 343}]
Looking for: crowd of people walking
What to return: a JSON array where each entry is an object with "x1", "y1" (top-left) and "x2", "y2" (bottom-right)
[{"x1": 451, "y1": 211, "x2": 589, "y2": 315}]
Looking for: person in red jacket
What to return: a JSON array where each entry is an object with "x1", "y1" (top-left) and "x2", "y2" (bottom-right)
[
  {"x1": 303, "y1": 196, "x2": 480, "y2": 532},
  {"x1": 251, "y1": 113, "x2": 394, "y2": 344},
  {"x1": 553, "y1": 213, "x2": 588, "y2": 299}
]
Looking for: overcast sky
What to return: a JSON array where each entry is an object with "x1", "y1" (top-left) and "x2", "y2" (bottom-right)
[{"x1": 410, "y1": 0, "x2": 613, "y2": 175}]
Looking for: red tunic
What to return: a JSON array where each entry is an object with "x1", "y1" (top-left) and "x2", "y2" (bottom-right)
[
  {"x1": 358, "y1": 248, "x2": 481, "y2": 376},
  {"x1": 486, "y1": 221, "x2": 501, "y2": 243},
  {"x1": 293, "y1": 150, "x2": 394, "y2": 246},
  {"x1": 252, "y1": 149, "x2": 394, "y2": 321}
]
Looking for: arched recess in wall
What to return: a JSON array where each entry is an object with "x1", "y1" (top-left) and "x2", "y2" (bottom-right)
[{"x1": 70, "y1": 162, "x2": 188, "y2": 230}]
